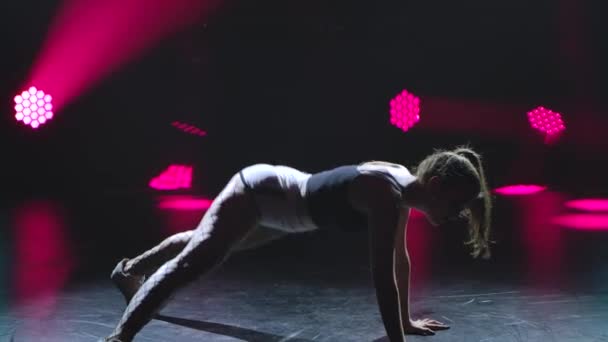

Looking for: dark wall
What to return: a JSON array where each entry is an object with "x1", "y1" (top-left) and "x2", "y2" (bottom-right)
[{"x1": 1, "y1": 0, "x2": 607, "y2": 199}]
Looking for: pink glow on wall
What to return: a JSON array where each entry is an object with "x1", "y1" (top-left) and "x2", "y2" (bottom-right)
[
  {"x1": 171, "y1": 121, "x2": 207, "y2": 137},
  {"x1": 26, "y1": 0, "x2": 220, "y2": 112},
  {"x1": 514, "y1": 192, "x2": 565, "y2": 287},
  {"x1": 389, "y1": 89, "x2": 420, "y2": 133},
  {"x1": 409, "y1": 208, "x2": 426, "y2": 219},
  {"x1": 527, "y1": 106, "x2": 566, "y2": 143},
  {"x1": 12, "y1": 201, "x2": 73, "y2": 310},
  {"x1": 564, "y1": 198, "x2": 608, "y2": 212},
  {"x1": 149, "y1": 164, "x2": 193, "y2": 190},
  {"x1": 405, "y1": 208, "x2": 433, "y2": 290},
  {"x1": 157, "y1": 195, "x2": 213, "y2": 210},
  {"x1": 14, "y1": 87, "x2": 54, "y2": 129},
  {"x1": 494, "y1": 184, "x2": 547, "y2": 196},
  {"x1": 158, "y1": 203, "x2": 208, "y2": 234},
  {"x1": 551, "y1": 214, "x2": 608, "y2": 231}
]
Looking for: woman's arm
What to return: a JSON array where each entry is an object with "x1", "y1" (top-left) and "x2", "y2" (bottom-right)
[
  {"x1": 394, "y1": 208, "x2": 412, "y2": 326},
  {"x1": 368, "y1": 201, "x2": 406, "y2": 342},
  {"x1": 394, "y1": 209, "x2": 451, "y2": 336},
  {"x1": 350, "y1": 174, "x2": 406, "y2": 342}
]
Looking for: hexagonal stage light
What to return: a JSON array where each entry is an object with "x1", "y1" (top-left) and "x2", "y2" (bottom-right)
[
  {"x1": 14, "y1": 87, "x2": 53, "y2": 129},
  {"x1": 526, "y1": 106, "x2": 565, "y2": 142},
  {"x1": 389, "y1": 89, "x2": 420, "y2": 133}
]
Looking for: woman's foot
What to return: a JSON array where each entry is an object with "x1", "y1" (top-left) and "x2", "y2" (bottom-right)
[{"x1": 110, "y1": 258, "x2": 145, "y2": 304}]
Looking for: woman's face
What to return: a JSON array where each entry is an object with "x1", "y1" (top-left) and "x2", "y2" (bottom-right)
[{"x1": 425, "y1": 176, "x2": 477, "y2": 226}]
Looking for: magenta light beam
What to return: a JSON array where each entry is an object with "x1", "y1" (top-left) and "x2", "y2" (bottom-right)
[{"x1": 26, "y1": 0, "x2": 220, "y2": 113}]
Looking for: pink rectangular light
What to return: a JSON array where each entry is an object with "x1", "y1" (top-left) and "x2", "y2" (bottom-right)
[{"x1": 149, "y1": 164, "x2": 193, "y2": 190}]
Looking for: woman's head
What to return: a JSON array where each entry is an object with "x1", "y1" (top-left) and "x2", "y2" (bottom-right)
[{"x1": 413, "y1": 145, "x2": 493, "y2": 259}]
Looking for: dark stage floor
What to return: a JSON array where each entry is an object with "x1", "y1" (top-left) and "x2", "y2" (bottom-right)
[{"x1": 1, "y1": 190, "x2": 608, "y2": 341}]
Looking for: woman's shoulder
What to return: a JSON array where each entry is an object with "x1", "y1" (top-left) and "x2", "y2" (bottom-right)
[
  {"x1": 356, "y1": 161, "x2": 413, "y2": 182},
  {"x1": 349, "y1": 162, "x2": 414, "y2": 212},
  {"x1": 358, "y1": 160, "x2": 408, "y2": 170}
]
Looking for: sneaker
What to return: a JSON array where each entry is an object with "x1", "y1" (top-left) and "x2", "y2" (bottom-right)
[{"x1": 110, "y1": 258, "x2": 145, "y2": 304}]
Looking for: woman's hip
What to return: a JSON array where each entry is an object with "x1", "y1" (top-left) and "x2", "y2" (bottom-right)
[{"x1": 239, "y1": 164, "x2": 317, "y2": 233}]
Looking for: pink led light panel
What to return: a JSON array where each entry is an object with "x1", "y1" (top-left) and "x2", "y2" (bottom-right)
[
  {"x1": 157, "y1": 195, "x2": 213, "y2": 210},
  {"x1": 551, "y1": 214, "x2": 608, "y2": 231},
  {"x1": 527, "y1": 106, "x2": 565, "y2": 136},
  {"x1": 389, "y1": 89, "x2": 420, "y2": 133},
  {"x1": 494, "y1": 184, "x2": 547, "y2": 196},
  {"x1": 14, "y1": 87, "x2": 53, "y2": 129},
  {"x1": 565, "y1": 198, "x2": 608, "y2": 212},
  {"x1": 149, "y1": 165, "x2": 193, "y2": 190},
  {"x1": 171, "y1": 121, "x2": 207, "y2": 137}
]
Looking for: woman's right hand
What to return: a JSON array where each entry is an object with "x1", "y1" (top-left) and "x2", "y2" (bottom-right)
[{"x1": 403, "y1": 318, "x2": 450, "y2": 336}]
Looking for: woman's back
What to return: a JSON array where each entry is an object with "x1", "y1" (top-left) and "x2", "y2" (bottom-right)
[{"x1": 305, "y1": 162, "x2": 414, "y2": 232}]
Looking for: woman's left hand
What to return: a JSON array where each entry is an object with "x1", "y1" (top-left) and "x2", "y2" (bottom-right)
[{"x1": 403, "y1": 318, "x2": 450, "y2": 336}]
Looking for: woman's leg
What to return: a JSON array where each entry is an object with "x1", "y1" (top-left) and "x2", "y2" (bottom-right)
[
  {"x1": 105, "y1": 174, "x2": 260, "y2": 341},
  {"x1": 124, "y1": 230, "x2": 194, "y2": 277},
  {"x1": 111, "y1": 230, "x2": 195, "y2": 303}
]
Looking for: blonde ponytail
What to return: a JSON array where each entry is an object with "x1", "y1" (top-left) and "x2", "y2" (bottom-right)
[{"x1": 453, "y1": 146, "x2": 493, "y2": 259}]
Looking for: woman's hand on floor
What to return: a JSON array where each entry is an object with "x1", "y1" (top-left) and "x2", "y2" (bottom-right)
[{"x1": 403, "y1": 318, "x2": 450, "y2": 336}]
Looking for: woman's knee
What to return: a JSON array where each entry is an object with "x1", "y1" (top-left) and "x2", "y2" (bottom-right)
[
  {"x1": 174, "y1": 230, "x2": 194, "y2": 241},
  {"x1": 164, "y1": 230, "x2": 193, "y2": 244}
]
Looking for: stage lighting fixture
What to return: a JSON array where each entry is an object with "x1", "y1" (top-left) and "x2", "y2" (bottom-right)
[
  {"x1": 527, "y1": 106, "x2": 565, "y2": 141},
  {"x1": 171, "y1": 121, "x2": 207, "y2": 137},
  {"x1": 494, "y1": 184, "x2": 547, "y2": 196},
  {"x1": 149, "y1": 164, "x2": 193, "y2": 190},
  {"x1": 564, "y1": 198, "x2": 608, "y2": 212},
  {"x1": 552, "y1": 214, "x2": 608, "y2": 231},
  {"x1": 14, "y1": 87, "x2": 53, "y2": 129},
  {"x1": 389, "y1": 89, "x2": 420, "y2": 133},
  {"x1": 157, "y1": 195, "x2": 213, "y2": 210}
]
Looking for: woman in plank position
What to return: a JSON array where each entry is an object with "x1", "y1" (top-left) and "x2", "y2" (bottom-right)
[{"x1": 103, "y1": 146, "x2": 492, "y2": 342}]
